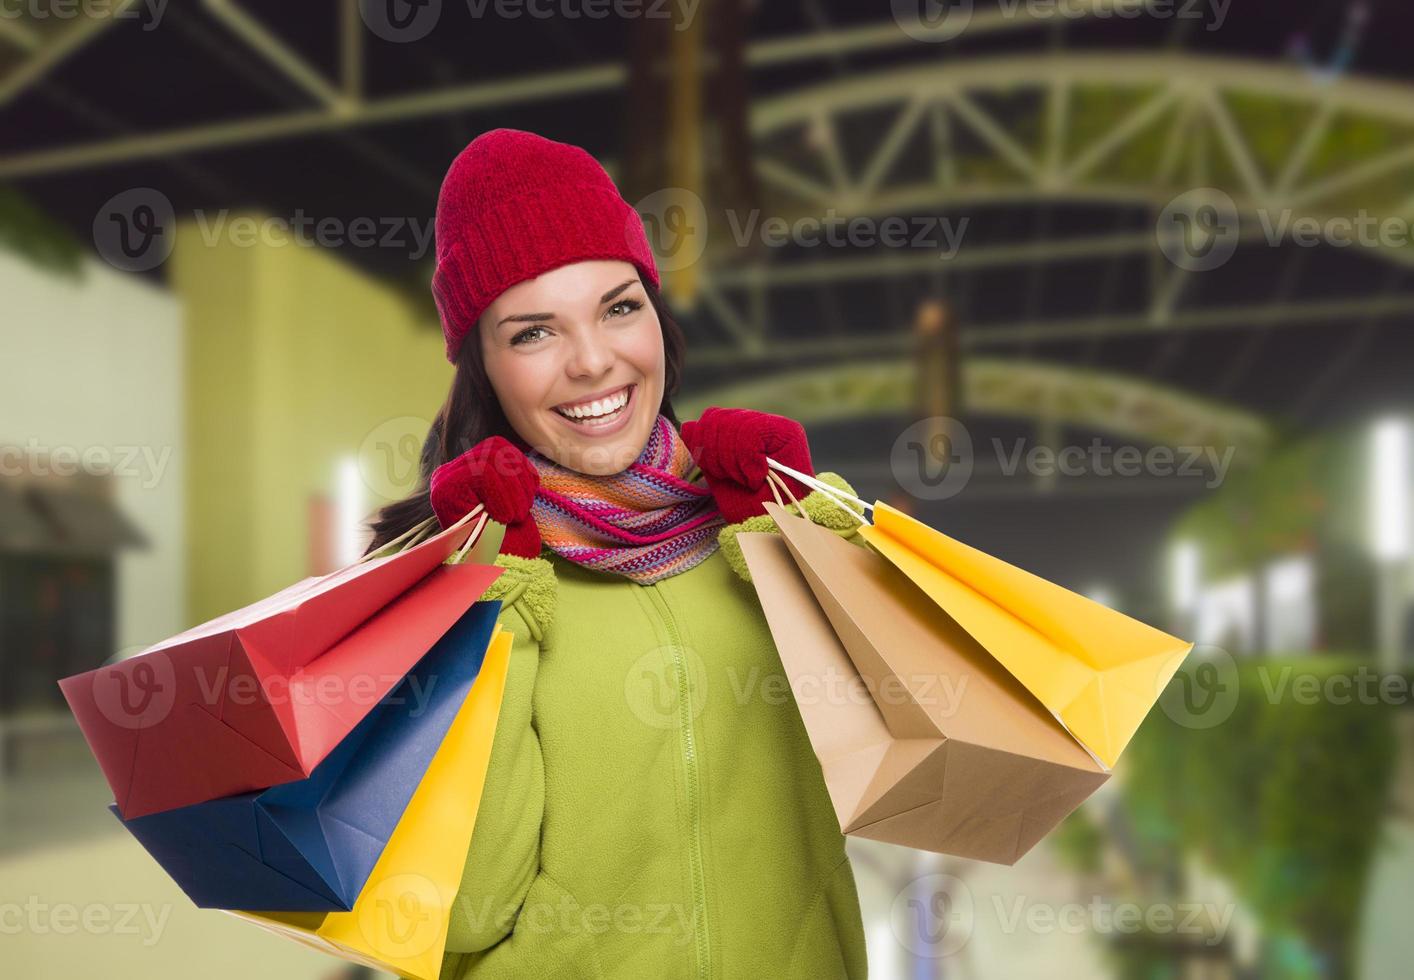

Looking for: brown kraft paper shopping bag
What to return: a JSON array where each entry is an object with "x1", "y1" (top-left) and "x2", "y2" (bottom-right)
[{"x1": 738, "y1": 510, "x2": 1109, "y2": 865}]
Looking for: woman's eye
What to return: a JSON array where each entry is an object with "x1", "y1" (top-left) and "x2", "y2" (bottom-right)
[
  {"x1": 511, "y1": 325, "x2": 549, "y2": 346},
  {"x1": 607, "y1": 298, "x2": 643, "y2": 319}
]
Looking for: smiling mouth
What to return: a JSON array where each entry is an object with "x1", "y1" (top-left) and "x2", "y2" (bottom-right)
[{"x1": 552, "y1": 383, "x2": 634, "y2": 426}]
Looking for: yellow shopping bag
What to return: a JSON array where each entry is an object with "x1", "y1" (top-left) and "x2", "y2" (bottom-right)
[
  {"x1": 229, "y1": 623, "x2": 513, "y2": 980},
  {"x1": 765, "y1": 461, "x2": 1193, "y2": 770}
]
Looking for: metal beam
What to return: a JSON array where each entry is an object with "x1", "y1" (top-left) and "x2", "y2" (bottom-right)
[
  {"x1": 14, "y1": 47, "x2": 1412, "y2": 187},
  {"x1": 685, "y1": 293, "x2": 1414, "y2": 365},
  {"x1": 677, "y1": 357, "x2": 1273, "y2": 456},
  {"x1": 947, "y1": 88, "x2": 1042, "y2": 182},
  {"x1": 1062, "y1": 84, "x2": 1179, "y2": 184},
  {"x1": 705, "y1": 228, "x2": 1270, "y2": 289},
  {"x1": 748, "y1": 54, "x2": 1414, "y2": 133},
  {"x1": 341, "y1": 0, "x2": 362, "y2": 102},
  {"x1": 972, "y1": 293, "x2": 1414, "y2": 345},
  {"x1": 1205, "y1": 88, "x2": 1269, "y2": 202},
  {"x1": 0, "y1": 0, "x2": 141, "y2": 108},
  {"x1": 0, "y1": 17, "x2": 40, "y2": 52},
  {"x1": 745, "y1": 0, "x2": 1154, "y2": 67},
  {"x1": 202, "y1": 0, "x2": 347, "y2": 109},
  {"x1": 0, "y1": 63, "x2": 625, "y2": 178}
]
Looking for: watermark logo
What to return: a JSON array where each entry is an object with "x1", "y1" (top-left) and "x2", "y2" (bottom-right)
[
  {"x1": 891, "y1": 0, "x2": 974, "y2": 43},
  {"x1": 360, "y1": 0, "x2": 442, "y2": 42},
  {"x1": 1158, "y1": 644, "x2": 1238, "y2": 729},
  {"x1": 624, "y1": 644, "x2": 708, "y2": 730},
  {"x1": 891, "y1": 873, "x2": 975, "y2": 957},
  {"x1": 90, "y1": 650, "x2": 177, "y2": 730},
  {"x1": 359, "y1": 416, "x2": 430, "y2": 499},
  {"x1": 891, "y1": 416, "x2": 975, "y2": 502},
  {"x1": 358, "y1": 873, "x2": 442, "y2": 958},
  {"x1": 632, "y1": 188, "x2": 708, "y2": 274},
  {"x1": 1156, "y1": 187, "x2": 1240, "y2": 272},
  {"x1": 93, "y1": 188, "x2": 175, "y2": 273}
]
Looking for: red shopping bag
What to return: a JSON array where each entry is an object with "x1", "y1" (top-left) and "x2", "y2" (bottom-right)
[{"x1": 60, "y1": 510, "x2": 503, "y2": 818}]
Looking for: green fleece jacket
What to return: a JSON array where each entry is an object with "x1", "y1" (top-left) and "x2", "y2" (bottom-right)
[{"x1": 438, "y1": 473, "x2": 870, "y2": 980}]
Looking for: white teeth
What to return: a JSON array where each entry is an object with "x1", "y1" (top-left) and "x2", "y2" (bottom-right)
[{"x1": 555, "y1": 386, "x2": 630, "y2": 420}]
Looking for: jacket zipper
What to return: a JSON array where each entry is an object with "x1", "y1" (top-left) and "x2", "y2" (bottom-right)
[{"x1": 647, "y1": 584, "x2": 710, "y2": 980}]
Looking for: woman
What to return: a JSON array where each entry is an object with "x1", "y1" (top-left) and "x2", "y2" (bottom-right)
[{"x1": 365, "y1": 128, "x2": 870, "y2": 979}]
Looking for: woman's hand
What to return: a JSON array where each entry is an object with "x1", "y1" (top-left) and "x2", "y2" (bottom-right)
[
  {"x1": 430, "y1": 436, "x2": 543, "y2": 559},
  {"x1": 680, "y1": 407, "x2": 816, "y2": 523}
]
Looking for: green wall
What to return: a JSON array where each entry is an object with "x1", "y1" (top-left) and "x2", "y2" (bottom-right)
[{"x1": 171, "y1": 214, "x2": 449, "y2": 624}]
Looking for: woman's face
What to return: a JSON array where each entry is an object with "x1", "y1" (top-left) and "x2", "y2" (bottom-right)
[{"x1": 478, "y1": 259, "x2": 666, "y2": 475}]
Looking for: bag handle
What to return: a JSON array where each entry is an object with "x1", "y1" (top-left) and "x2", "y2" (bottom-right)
[
  {"x1": 765, "y1": 469, "x2": 807, "y2": 517},
  {"x1": 357, "y1": 503, "x2": 486, "y2": 564},
  {"x1": 764, "y1": 457, "x2": 872, "y2": 525},
  {"x1": 448, "y1": 510, "x2": 491, "y2": 564}
]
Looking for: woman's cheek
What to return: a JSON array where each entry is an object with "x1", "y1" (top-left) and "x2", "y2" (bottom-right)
[
  {"x1": 492, "y1": 351, "x2": 554, "y2": 422},
  {"x1": 624, "y1": 319, "x2": 667, "y2": 384}
]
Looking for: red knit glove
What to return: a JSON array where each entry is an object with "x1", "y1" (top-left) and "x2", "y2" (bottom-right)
[
  {"x1": 429, "y1": 436, "x2": 543, "y2": 559},
  {"x1": 680, "y1": 407, "x2": 816, "y2": 523}
]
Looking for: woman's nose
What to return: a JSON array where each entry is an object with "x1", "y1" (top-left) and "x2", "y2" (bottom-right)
[{"x1": 565, "y1": 327, "x2": 615, "y2": 378}]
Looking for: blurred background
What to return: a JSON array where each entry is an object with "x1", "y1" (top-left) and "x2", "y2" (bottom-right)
[{"x1": 3, "y1": 0, "x2": 1413, "y2": 976}]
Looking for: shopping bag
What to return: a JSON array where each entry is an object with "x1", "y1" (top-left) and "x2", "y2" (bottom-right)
[
  {"x1": 109, "y1": 599, "x2": 503, "y2": 911},
  {"x1": 862, "y1": 510, "x2": 1186, "y2": 770},
  {"x1": 60, "y1": 507, "x2": 503, "y2": 818},
  {"x1": 739, "y1": 514, "x2": 1110, "y2": 865},
  {"x1": 761, "y1": 461, "x2": 1192, "y2": 769},
  {"x1": 228, "y1": 622, "x2": 514, "y2": 980}
]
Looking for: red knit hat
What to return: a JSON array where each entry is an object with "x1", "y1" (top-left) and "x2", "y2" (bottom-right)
[{"x1": 432, "y1": 129, "x2": 661, "y2": 363}]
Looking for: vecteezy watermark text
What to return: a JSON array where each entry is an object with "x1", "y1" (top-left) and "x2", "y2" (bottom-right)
[
  {"x1": 891, "y1": 417, "x2": 1237, "y2": 502},
  {"x1": 993, "y1": 438, "x2": 1235, "y2": 489},
  {"x1": 1157, "y1": 188, "x2": 1414, "y2": 271},
  {"x1": 454, "y1": 894, "x2": 693, "y2": 945},
  {"x1": 0, "y1": 440, "x2": 173, "y2": 490},
  {"x1": 631, "y1": 188, "x2": 973, "y2": 273},
  {"x1": 0, "y1": 0, "x2": 167, "y2": 30},
  {"x1": 358, "y1": 0, "x2": 698, "y2": 43},
  {"x1": 189, "y1": 210, "x2": 434, "y2": 259},
  {"x1": 890, "y1": 0, "x2": 1230, "y2": 44},
  {"x1": 725, "y1": 209, "x2": 970, "y2": 258},
  {"x1": 0, "y1": 897, "x2": 171, "y2": 947},
  {"x1": 890, "y1": 874, "x2": 1234, "y2": 958},
  {"x1": 93, "y1": 188, "x2": 434, "y2": 273}
]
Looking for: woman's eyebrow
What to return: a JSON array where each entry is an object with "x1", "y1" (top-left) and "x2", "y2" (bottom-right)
[
  {"x1": 495, "y1": 280, "x2": 640, "y2": 332},
  {"x1": 599, "y1": 279, "x2": 638, "y2": 304},
  {"x1": 495, "y1": 311, "x2": 554, "y2": 331}
]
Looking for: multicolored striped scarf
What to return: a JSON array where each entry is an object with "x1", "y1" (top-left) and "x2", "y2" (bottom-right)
[{"x1": 525, "y1": 414, "x2": 727, "y2": 585}]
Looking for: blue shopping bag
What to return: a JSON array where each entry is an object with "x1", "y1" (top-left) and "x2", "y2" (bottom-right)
[{"x1": 110, "y1": 599, "x2": 502, "y2": 911}]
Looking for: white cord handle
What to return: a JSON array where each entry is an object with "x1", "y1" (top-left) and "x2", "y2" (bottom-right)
[{"x1": 764, "y1": 457, "x2": 872, "y2": 525}]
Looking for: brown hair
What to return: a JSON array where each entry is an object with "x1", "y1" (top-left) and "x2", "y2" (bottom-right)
[{"x1": 362, "y1": 277, "x2": 688, "y2": 555}]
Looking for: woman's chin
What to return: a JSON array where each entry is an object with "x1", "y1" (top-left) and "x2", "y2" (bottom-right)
[{"x1": 534, "y1": 422, "x2": 637, "y2": 475}]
